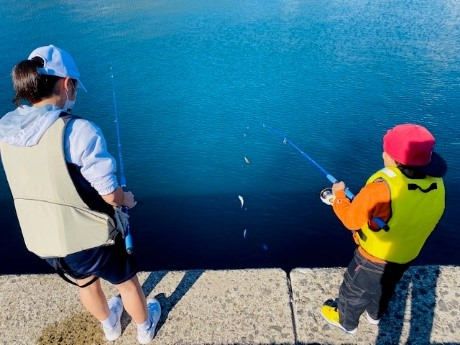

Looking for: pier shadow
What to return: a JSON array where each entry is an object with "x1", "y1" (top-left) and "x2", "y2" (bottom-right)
[
  {"x1": 120, "y1": 269, "x2": 205, "y2": 334},
  {"x1": 375, "y1": 265, "x2": 442, "y2": 345}
]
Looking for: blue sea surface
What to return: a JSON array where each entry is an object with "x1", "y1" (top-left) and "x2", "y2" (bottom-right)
[{"x1": 0, "y1": 0, "x2": 459, "y2": 274}]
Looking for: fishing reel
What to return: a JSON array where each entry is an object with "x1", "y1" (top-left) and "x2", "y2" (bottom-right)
[{"x1": 320, "y1": 188, "x2": 335, "y2": 206}]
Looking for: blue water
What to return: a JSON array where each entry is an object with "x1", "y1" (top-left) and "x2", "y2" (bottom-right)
[{"x1": 1, "y1": 0, "x2": 459, "y2": 274}]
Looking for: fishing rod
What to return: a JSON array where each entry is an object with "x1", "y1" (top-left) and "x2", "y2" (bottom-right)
[
  {"x1": 263, "y1": 123, "x2": 388, "y2": 231},
  {"x1": 111, "y1": 68, "x2": 134, "y2": 253}
]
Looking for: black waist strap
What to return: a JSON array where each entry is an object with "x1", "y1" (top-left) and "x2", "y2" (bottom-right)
[{"x1": 51, "y1": 258, "x2": 99, "y2": 288}]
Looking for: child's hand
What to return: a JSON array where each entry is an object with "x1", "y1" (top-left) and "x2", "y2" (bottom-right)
[{"x1": 332, "y1": 181, "x2": 346, "y2": 194}]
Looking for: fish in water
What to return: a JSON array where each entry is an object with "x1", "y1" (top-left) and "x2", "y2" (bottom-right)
[
  {"x1": 243, "y1": 229, "x2": 247, "y2": 238},
  {"x1": 283, "y1": 138, "x2": 287, "y2": 144},
  {"x1": 244, "y1": 156, "x2": 250, "y2": 164},
  {"x1": 238, "y1": 195, "x2": 244, "y2": 208}
]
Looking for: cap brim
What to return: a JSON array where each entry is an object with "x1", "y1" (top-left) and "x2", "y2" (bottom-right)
[
  {"x1": 420, "y1": 152, "x2": 447, "y2": 177},
  {"x1": 77, "y1": 79, "x2": 87, "y2": 92}
]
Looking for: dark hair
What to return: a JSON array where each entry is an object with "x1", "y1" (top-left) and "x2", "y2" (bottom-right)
[
  {"x1": 11, "y1": 56, "x2": 61, "y2": 107},
  {"x1": 396, "y1": 163, "x2": 426, "y2": 179}
]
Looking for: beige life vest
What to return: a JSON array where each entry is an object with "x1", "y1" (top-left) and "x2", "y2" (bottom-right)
[{"x1": 0, "y1": 116, "x2": 118, "y2": 258}]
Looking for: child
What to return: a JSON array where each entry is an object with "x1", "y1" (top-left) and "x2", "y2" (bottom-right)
[{"x1": 321, "y1": 124, "x2": 446, "y2": 334}]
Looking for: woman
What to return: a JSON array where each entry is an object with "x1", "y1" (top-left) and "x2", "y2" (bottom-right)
[{"x1": 0, "y1": 45, "x2": 160, "y2": 344}]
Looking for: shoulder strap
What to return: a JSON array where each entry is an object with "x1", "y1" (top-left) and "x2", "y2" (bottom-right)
[{"x1": 59, "y1": 111, "x2": 79, "y2": 120}]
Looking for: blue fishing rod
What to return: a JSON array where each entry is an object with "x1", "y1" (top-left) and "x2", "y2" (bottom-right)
[
  {"x1": 263, "y1": 123, "x2": 388, "y2": 230},
  {"x1": 111, "y1": 68, "x2": 134, "y2": 253}
]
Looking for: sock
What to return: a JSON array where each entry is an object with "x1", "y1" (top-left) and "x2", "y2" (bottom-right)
[
  {"x1": 137, "y1": 316, "x2": 152, "y2": 331},
  {"x1": 101, "y1": 310, "x2": 117, "y2": 329}
]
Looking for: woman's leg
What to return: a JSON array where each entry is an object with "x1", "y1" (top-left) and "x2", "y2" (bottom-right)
[
  {"x1": 76, "y1": 276, "x2": 110, "y2": 321},
  {"x1": 115, "y1": 274, "x2": 148, "y2": 324}
]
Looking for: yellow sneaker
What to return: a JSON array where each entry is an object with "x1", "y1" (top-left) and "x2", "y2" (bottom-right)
[{"x1": 321, "y1": 303, "x2": 357, "y2": 334}]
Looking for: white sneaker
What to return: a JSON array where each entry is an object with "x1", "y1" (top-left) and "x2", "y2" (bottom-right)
[
  {"x1": 103, "y1": 296, "x2": 123, "y2": 341},
  {"x1": 137, "y1": 298, "x2": 161, "y2": 344},
  {"x1": 365, "y1": 310, "x2": 380, "y2": 325}
]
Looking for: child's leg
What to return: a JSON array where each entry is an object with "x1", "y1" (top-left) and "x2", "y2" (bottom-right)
[
  {"x1": 77, "y1": 276, "x2": 110, "y2": 321},
  {"x1": 372, "y1": 262, "x2": 410, "y2": 319},
  {"x1": 115, "y1": 274, "x2": 148, "y2": 324},
  {"x1": 337, "y1": 261, "x2": 369, "y2": 330}
]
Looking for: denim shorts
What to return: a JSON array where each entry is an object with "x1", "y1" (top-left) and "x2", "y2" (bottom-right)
[{"x1": 47, "y1": 233, "x2": 138, "y2": 285}]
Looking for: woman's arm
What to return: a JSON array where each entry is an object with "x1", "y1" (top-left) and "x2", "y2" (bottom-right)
[
  {"x1": 101, "y1": 186, "x2": 136, "y2": 208},
  {"x1": 64, "y1": 118, "x2": 136, "y2": 208}
]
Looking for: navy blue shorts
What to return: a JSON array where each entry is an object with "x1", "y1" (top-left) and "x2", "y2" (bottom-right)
[{"x1": 47, "y1": 233, "x2": 138, "y2": 285}]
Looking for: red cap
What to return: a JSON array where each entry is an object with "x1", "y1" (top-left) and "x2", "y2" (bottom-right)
[{"x1": 383, "y1": 124, "x2": 435, "y2": 166}]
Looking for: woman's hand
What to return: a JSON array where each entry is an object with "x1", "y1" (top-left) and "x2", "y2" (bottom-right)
[
  {"x1": 122, "y1": 190, "x2": 137, "y2": 208},
  {"x1": 102, "y1": 186, "x2": 137, "y2": 208}
]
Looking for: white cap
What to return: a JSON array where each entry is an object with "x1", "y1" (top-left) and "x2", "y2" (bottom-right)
[{"x1": 28, "y1": 45, "x2": 87, "y2": 92}]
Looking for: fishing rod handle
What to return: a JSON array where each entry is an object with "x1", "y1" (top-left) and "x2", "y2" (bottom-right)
[
  {"x1": 122, "y1": 206, "x2": 133, "y2": 254},
  {"x1": 125, "y1": 233, "x2": 133, "y2": 254},
  {"x1": 371, "y1": 217, "x2": 390, "y2": 231},
  {"x1": 326, "y1": 174, "x2": 356, "y2": 200}
]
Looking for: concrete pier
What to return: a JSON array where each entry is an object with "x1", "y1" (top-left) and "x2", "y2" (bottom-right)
[{"x1": 0, "y1": 265, "x2": 458, "y2": 344}]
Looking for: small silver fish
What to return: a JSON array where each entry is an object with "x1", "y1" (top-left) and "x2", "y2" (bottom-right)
[
  {"x1": 243, "y1": 229, "x2": 247, "y2": 238},
  {"x1": 238, "y1": 195, "x2": 244, "y2": 208},
  {"x1": 244, "y1": 156, "x2": 250, "y2": 164}
]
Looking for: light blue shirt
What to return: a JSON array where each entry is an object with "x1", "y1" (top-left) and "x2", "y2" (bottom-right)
[
  {"x1": 0, "y1": 105, "x2": 118, "y2": 195},
  {"x1": 64, "y1": 118, "x2": 118, "y2": 195}
]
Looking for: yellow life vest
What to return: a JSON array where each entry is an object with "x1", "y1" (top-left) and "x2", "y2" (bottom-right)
[
  {"x1": 358, "y1": 166, "x2": 445, "y2": 264},
  {"x1": 0, "y1": 116, "x2": 118, "y2": 258}
]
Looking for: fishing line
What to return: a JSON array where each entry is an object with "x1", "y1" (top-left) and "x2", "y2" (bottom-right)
[
  {"x1": 262, "y1": 123, "x2": 388, "y2": 230},
  {"x1": 111, "y1": 68, "x2": 134, "y2": 253}
]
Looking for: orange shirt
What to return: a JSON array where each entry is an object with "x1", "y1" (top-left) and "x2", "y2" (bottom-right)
[
  {"x1": 332, "y1": 181, "x2": 392, "y2": 231},
  {"x1": 333, "y1": 181, "x2": 392, "y2": 263}
]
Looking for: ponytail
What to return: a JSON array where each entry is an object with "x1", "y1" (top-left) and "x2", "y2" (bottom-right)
[{"x1": 12, "y1": 57, "x2": 61, "y2": 106}]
